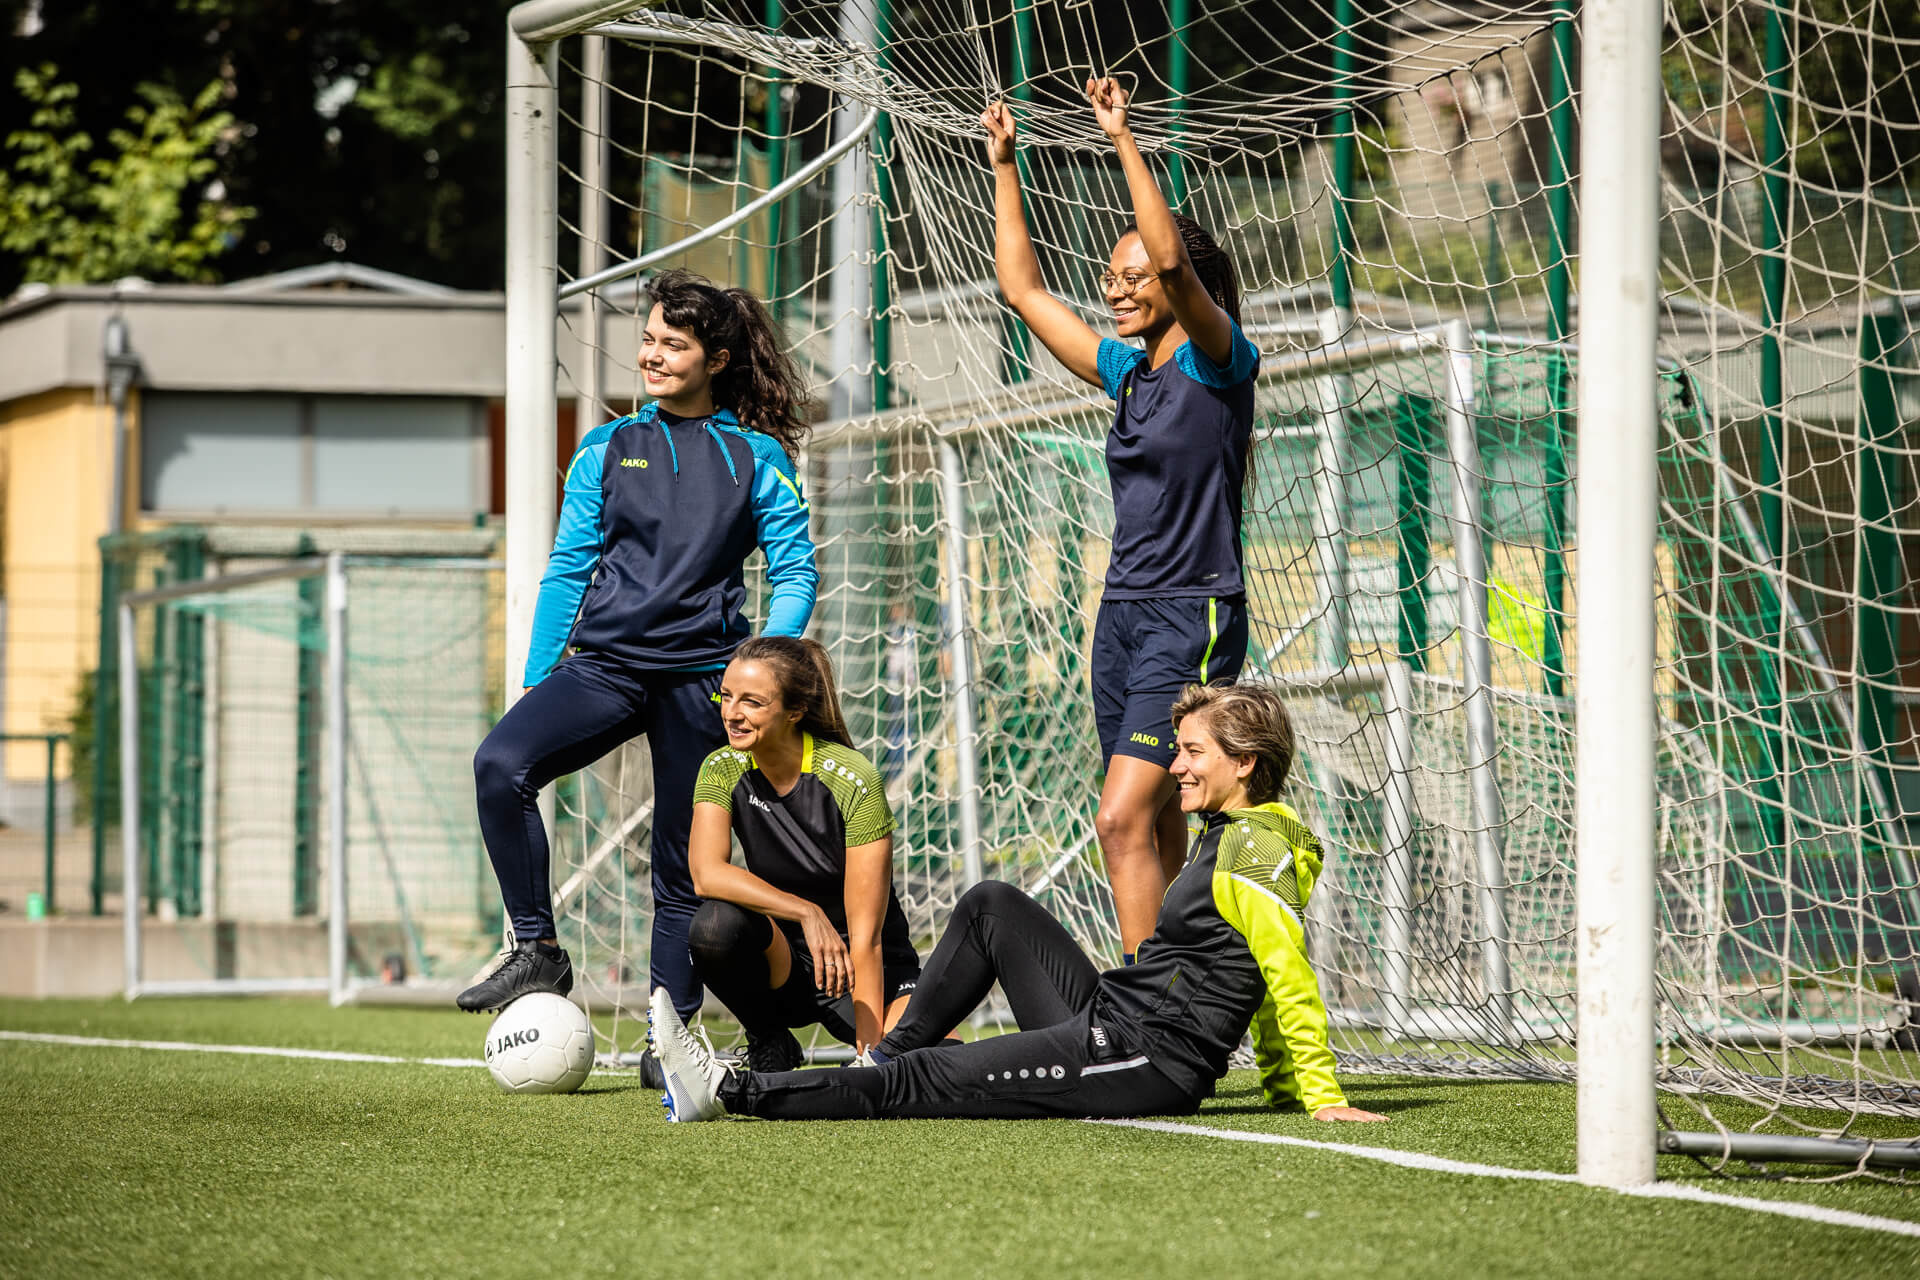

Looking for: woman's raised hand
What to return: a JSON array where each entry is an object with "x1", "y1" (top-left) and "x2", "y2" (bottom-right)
[
  {"x1": 981, "y1": 101, "x2": 1016, "y2": 166},
  {"x1": 1086, "y1": 76, "x2": 1130, "y2": 138}
]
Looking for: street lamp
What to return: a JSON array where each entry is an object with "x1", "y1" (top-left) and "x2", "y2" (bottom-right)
[
  {"x1": 91, "y1": 312, "x2": 142, "y2": 918},
  {"x1": 102, "y1": 313, "x2": 141, "y2": 535}
]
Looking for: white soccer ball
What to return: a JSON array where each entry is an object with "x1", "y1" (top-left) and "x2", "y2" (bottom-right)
[{"x1": 484, "y1": 993, "x2": 594, "y2": 1095}]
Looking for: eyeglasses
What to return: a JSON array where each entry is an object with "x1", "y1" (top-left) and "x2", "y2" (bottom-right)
[{"x1": 1099, "y1": 270, "x2": 1160, "y2": 295}]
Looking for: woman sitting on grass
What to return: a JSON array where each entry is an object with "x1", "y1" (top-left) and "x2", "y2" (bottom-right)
[
  {"x1": 681, "y1": 636, "x2": 922, "y2": 1073},
  {"x1": 650, "y1": 682, "x2": 1386, "y2": 1125}
]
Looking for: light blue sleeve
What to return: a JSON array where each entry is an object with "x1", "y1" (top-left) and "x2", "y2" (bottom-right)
[
  {"x1": 1173, "y1": 321, "x2": 1260, "y2": 388},
  {"x1": 1096, "y1": 338, "x2": 1147, "y2": 401},
  {"x1": 747, "y1": 434, "x2": 818, "y2": 637},
  {"x1": 523, "y1": 421, "x2": 617, "y2": 686}
]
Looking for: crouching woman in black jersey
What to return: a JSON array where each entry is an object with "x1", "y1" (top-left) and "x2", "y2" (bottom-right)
[
  {"x1": 682, "y1": 636, "x2": 921, "y2": 1073},
  {"x1": 651, "y1": 683, "x2": 1386, "y2": 1124}
]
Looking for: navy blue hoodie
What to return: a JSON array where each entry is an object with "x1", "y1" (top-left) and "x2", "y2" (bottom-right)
[{"x1": 524, "y1": 404, "x2": 818, "y2": 683}]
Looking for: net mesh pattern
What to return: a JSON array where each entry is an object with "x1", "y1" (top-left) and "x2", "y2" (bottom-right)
[{"x1": 523, "y1": 2, "x2": 1919, "y2": 1151}]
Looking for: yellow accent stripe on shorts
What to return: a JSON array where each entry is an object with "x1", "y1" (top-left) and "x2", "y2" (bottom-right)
[{"x1": 1200, "y1": 597, "x2": 1220, "y2": 684}]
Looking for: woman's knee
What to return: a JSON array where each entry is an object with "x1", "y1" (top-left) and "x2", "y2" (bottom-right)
[
  {"x1": 688, "y1": 899, "x2": 770, "y2": 962},
  {"x1": 955, "y1": 879, "x2": 1026, "y2": 918},
  {"x1": 472, "y1": 730, "x2": 530, "y2": 804},
  {"x1": 1094, "y1": 799, "x2": 1156, "y2": 852}
]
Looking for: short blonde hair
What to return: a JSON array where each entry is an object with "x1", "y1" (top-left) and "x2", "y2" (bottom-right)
[{"x1": 1168, "y1": 683, "x2": 1296, "y2": 805}]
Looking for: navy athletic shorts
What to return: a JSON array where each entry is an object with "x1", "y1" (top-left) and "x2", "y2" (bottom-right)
[{"x1": 1090, "y1": 594, "x2": 1249, "y2": 769}]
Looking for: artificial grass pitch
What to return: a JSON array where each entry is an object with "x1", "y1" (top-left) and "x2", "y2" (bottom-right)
[{"x1": 3, "y1": 999, "x2": 1917, "y2": 1279}]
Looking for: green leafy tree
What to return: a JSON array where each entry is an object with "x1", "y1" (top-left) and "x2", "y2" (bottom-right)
[
  {"x1": 1666, "y1": 0, "x2": 1920, "y2": 187},
  {"x1": 0, "y1": 2, "x2": 515, "y2": 293},
  {"x1": 0, "y1": 64, "x2": 254, "y2": 283}
]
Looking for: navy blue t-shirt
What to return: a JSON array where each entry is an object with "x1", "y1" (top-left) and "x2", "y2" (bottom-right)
[{"x1": 1095, "y1": 324, "x2": 1260, "y2": 599}]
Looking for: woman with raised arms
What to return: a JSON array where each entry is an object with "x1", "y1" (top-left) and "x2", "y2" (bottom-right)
[{"x1": 982, "y1": 78, "x2": 1261, "y2": 963}]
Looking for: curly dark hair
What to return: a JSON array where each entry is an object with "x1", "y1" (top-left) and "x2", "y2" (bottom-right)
[{"x1": 644, "y1": 269, "x2": 812, "y2": 456}]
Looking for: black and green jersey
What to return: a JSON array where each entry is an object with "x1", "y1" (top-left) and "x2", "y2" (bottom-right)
[
  {"x1": 1093, "y1": 802, "x2": 1345, "y2": 1112},
  {"x1": 692, "y1": 734, "x2": 917, "y2": 968}
]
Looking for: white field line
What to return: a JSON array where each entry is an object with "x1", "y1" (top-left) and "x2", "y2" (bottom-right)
[
  {"x1": 0, "y1": 1030, "x2": 639, "y2": 1075},
  {"x1": 1089, "y1": 1119, "x2": 1920, "y2": 1240},
  {"x1": 5, "y1": 1031, "x2": 1913, "y2": 1238}
]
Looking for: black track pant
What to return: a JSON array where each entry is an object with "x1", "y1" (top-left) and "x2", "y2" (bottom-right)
[{"x1": 717, "y1": 881, "x2": 1200, "y2": 1120}]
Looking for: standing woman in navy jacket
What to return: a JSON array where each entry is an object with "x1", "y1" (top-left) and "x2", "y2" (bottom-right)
[
  {"x1": 981, "y1": 80, "x2": 1258, "y2": 963},
  {"x1": 459, "y1": 270, "x2": 820, "y2": 1018}
]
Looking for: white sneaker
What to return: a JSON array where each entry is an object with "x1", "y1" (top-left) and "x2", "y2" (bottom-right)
[{"x1": 648, "y1": 987, "x2": 728, "y2": 1123}]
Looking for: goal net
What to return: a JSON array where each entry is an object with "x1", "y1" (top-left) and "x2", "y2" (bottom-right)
[
  {"x1": 516, "y1": 1, "x2": 1919, "y2": 1156},
  {"x1": 113, "y1": 536, "x2": 503, "y2": 1000}
]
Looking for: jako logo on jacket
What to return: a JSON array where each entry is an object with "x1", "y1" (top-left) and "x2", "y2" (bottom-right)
[{"x1": 523, "y1": 404, "x2": 818, "y2": 682}]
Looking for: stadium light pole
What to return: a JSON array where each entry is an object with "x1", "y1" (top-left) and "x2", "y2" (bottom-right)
[
  {"x1": 1314, "y1": 0, "x2": 1357, "y2": 675},
  {"x1": 1575, "y1": 0, "x2": 1660, "y2": 1188}
]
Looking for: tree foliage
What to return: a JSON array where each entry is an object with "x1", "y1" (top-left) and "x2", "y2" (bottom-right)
[
  {"x1": 0, "y1": 64, "x2": 254, "y2": 284},
  {"x1": 0, "y1": 1, "x2": 514, "y2": 293},
  {"x1": 1665, "y1": 0, "x2": 1920, "y2": 187}
]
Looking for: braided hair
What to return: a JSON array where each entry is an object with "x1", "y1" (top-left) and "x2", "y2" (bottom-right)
[{"x1": 1125, "y1": 214, "x2": 1242, "y2": 327}]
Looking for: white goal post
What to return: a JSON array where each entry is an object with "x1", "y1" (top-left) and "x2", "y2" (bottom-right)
[
  {"x1": 119, "y1": 551, "x2": 505, "y2": 1006},
  {"x1": 1574, "y1": 0, "x2": 1662, "y2": 1189},
  {"x1": 120, "y1": 555, "x2": 347, "y2": 1002}
]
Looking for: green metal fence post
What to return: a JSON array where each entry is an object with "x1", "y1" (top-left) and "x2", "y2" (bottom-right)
[
  {"x1": 142, "y1": 561, "x2": 163, "y2": 917},
  {"x1": 1756, "y1": 4, "x2": 1791, "y2": 856},
  {"x1": 294, "y1": 536, "x2": 322, "y2": 917},
  {"x1": 165, "y1": 535, "x2": 205, "y2": 916},
  {"x1": 91, "y1": 548, "x2": 119, "y2": 916},
  {"x1": 1000, "y1": 4, "x2": 1035, "y2": 386},
  {"x1": 1541, "y1": 13, "x2": 1575, "y2": 698},
  {"x1": 764, "y1": 0, "x2": 786, "y2": 320},
  {"x1": 1856, "y1": 312, "x2": 1905, "y2": 808},
  {"x1": 43, "y1": 735, "x2": 59, "y2": 912},
  {"x1": 872, "y1": 0, "x2": 894, "y2": 412},
  {"x1": 1395, "y1": 396, "x2": 1437, "y2": 671},
  {"x1": 1167, "y1": 0, "x2": 1192, "y2": 210},
  {"x1": 1330, "y1": 0, "x2": 1357, "y2": 311}
]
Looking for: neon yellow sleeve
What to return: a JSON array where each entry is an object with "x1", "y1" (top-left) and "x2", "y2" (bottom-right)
[
  {"x1": 1214, "y1": 874, "x2": 1347, "y2": 1113},
  {"x1": 692, "y1": 748, "x2": 752, "y2": 811},
  {"x1": 815, "y1": 741, "x2": 896, "y2": 846}
]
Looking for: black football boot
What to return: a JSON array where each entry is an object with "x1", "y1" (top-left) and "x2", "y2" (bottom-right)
[
  {"x1": 745, "y1": 1028, "x2": 805, "y2": 1074},
  {"x1": 455, "y1": 939, "x2": 574, "y2": 1013}
]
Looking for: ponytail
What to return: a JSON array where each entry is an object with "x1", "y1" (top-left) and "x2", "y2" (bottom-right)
[
  {"x1": 644, "y1": 269, "x2": 813, "y2": 457},
  {"x1": 732, "y1": 635, "x2": 853, "y2": 748}
]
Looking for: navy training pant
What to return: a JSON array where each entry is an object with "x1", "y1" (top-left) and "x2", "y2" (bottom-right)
[{"x1": 473, "y1": 653, "x2": 724, "y2": 1018}]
